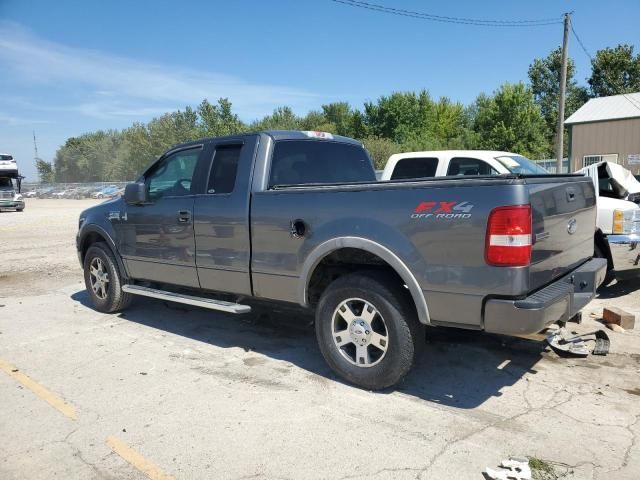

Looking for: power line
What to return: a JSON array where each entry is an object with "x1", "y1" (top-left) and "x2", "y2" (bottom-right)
[
  {"x1": 330, "y1": 0, "x2": 562, "y2": 27},
  {"x1": 570, "y1": 19, "x2": 640, "y2": 112}
]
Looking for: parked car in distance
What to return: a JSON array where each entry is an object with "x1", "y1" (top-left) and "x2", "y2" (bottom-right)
[
  {"x1": 92, "y1": 185, "x2": 118, "y2": 199},
  {"x1": 77, "y1": 131, "x2": 605, "y2": 389},
  {"x1": 36, "y1": 186, "x2": 55, "y2": 198},
  {"x1": 0, "y1": 153, "x2": 19, "y2": 176}
]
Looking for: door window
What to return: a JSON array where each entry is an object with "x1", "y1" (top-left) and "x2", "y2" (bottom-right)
[
  {"x1": 146, "y1": 148, "x2": 200, "y2": 200},
  {"x1": 447, "y1": 157, "x2": 498, "y2": 176},
  {"x1": 207, "y1": 144, "x2": 242, "y2": 194}
]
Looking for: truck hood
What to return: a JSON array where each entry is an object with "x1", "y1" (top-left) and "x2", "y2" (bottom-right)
[{"x1": 577, "y1": 161, "x2": 640, "y2": 198}]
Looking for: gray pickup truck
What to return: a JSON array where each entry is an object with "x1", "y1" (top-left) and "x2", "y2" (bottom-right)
[{"x1": 77, "y1": 130, "x2": 606, "y2": 389}]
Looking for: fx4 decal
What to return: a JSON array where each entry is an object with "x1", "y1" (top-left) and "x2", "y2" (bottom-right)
[{"x1": 411, "y1": 201, "x2": 474, "y2": 219}]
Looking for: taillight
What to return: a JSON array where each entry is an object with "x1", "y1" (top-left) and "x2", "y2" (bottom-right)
[{"x1": 485, "y1": 205, "x2": 532, "y2": 267}]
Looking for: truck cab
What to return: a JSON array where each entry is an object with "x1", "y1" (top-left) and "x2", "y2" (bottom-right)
[
  {"x1": 0, "y1": 176, "x2": 25, "y2": 212},
  {"x1": 380, "y1": 150, "x2": 547, "y2": 181}
]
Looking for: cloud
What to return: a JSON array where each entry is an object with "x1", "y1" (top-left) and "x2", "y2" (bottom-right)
[
  {"x1": 0, "y1": 113, "x2": 51, "y2": 126},
  {"x1": 0, "y1": 21, "x2": 319, "y2": 120}
]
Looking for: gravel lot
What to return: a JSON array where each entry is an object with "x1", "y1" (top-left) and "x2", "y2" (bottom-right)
[{"x1": 1, "y1": 199, "x2": 639, "y2": 479}]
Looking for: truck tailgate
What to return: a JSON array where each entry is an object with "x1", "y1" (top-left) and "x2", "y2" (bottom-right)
[{"x1": 528, "y1": 176, "x2": 597, "y2": 290}]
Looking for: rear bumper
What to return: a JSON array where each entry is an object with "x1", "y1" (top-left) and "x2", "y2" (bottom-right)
[
  {"x1": 608, "y1": 234, "x2": 640, "y2": 279},
  {"x1": 483, "y1": 257, "x2": 608, "y2": 335}
]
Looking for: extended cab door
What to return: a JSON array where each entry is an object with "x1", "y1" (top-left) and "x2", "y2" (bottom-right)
[
  {"x1": 120, "y1": 146, "x2": 202, "y2": 288},
  {"x1": 193, "y1": 135, "x2": 258, "y2": 295}
]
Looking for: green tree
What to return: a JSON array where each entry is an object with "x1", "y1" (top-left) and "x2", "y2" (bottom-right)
[
  {"x1": 362, "y1": 136, "x2": 403, "y2": 170},
  {"x1": 472, "y1": 82, "x2": 549, "y2": 159},
  {"x1": 35, "y1": 158, "x2": 55, "y2": 183},
  {"x1": 250, "y1": 106, "x2": 301, "y2": 130},
  {"x1": 588, "y1": 44, "x2": 640, "y2": 97},
  {"x1": 528, "y1": 48, "x2": 589, "y2": 143},
  {"x1": 197, "y1": 98, "x2": 245, "y2": 137}
]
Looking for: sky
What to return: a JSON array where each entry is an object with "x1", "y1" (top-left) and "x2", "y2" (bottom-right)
[{"x1": 1, "y1": 0, "x2": 638, "y2": 181}]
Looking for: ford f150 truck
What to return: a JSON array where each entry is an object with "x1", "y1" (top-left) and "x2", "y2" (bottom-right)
[{"x1": 77, "y1": 131, "x2": 606, "y2": 389}]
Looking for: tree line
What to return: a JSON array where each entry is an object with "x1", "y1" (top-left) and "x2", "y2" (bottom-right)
[{"x1": 40, "y1": 44, "x2": 640, "y2": 183}]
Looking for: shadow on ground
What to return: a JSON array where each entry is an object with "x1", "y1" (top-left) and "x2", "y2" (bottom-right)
[
  {"x1": 596, "y1": 277, "x2": 640, "y2": 299},
  {"x1": 71, "y1": 290, "x2": 545, "y2": 409}
]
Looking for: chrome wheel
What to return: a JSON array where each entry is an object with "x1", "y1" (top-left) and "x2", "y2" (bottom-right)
[
  {"x1": 89, "y1": 257, "x2": 110, "y2": 300},
  {"x1": 331, "y1": 298, "x2": 389, "y2": 367}
]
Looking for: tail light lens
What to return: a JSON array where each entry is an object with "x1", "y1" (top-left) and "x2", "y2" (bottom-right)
[{"x1": 485, "y1": 205, "x2": 532, "y2": 266}]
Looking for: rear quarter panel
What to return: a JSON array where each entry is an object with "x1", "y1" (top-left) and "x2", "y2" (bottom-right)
[{"x1": 250, "y1": 179, "x2": 530, "y2": 327}]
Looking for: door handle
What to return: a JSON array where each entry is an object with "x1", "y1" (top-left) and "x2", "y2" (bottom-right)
[{"x1": 177, "y1": 210, "x2": 191, "y2": 223}]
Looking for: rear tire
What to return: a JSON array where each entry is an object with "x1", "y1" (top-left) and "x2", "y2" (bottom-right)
[
  {"x1": 83, "y1": 242, "x2": 132, "y2": 313},
  {"x1": 315, "y1": 272, "x2": 423, "y2": 390},
  {"x1": 594, "y1": 243, "x2": 615, "y2": 286}
]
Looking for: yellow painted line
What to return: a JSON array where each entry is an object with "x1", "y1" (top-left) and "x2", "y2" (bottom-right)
[
  {"x1": 0, "y1": 358, "x2": 77, "y2": 420},
  {"x1": 107, "y1": 436, "x2": 175, "y2": 480}
]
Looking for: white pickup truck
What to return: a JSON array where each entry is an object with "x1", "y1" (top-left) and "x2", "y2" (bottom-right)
[
  {"x1": 577, "y1": 161, "x2": 640, "y2": 282},
  {"x1": 381, "y1": 151, "x2": 640, "y2": 283}
]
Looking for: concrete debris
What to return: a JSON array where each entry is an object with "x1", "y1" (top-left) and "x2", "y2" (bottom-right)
[{"x1": 485, "y1": 457, "x2": 531, "y2": 479}]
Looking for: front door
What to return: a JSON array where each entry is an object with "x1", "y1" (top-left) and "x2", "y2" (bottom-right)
[{"x1": 121, "y1": 146, "x2": 202, "y2": 288}]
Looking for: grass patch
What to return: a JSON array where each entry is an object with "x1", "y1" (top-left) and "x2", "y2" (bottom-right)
[{"x1": 528, "y1": 457, "x2": 558, "y2": 480}]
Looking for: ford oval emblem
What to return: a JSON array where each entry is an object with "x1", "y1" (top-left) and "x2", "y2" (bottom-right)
[{"x1": 567, "y1": 218, "x2": 577, "y2": 235}]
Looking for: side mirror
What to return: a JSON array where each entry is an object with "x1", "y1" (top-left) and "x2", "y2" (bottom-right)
[{"x1": 124, "y1": 182, "x2": 147, "y2": 205}]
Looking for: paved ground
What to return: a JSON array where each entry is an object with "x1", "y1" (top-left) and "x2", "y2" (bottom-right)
[{"x1": 1, "y1": 200, "x2": 639, "y2": 480}]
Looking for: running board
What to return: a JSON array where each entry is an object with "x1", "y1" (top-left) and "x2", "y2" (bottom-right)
[{"x1": 122, "y1": 285, "x2": 251, "y2": 314}]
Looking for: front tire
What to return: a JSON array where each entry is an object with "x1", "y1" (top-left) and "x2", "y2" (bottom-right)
[
  {"x1": 83, "y1": 242, "x2": 132, "y2": 313},
  {"x1": 315, "y1": 272, "x2": 423, "y2": 390}
]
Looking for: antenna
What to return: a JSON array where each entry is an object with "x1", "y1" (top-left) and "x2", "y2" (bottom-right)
[
  {"x1": 33, "y1": 130, "x2": 40, "y2": 183},
  {"x1": 33, "y1": 130, "x2": 39, "y2": 159}
]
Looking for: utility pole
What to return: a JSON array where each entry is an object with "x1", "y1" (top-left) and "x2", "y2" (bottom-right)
[{"x1": 556, "y1": 12, "x2": 570, "y2": 173}]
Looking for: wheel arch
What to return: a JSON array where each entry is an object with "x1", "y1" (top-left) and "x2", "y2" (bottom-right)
[
  {"x1": 79, "y1": 224, "x2": 129, "y2": 280},
  {"x1": 594, "y1": 228, "x2": 614, "y2": 272},
  {"x1": 299, "y1": 237, "x2": 430, "y2": 325}
]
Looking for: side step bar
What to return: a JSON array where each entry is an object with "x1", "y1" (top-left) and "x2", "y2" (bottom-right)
[{"x1": 122, "y1": 285, "x2": 251, "y2": 314}]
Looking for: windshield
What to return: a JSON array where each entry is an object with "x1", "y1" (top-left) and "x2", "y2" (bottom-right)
[
  {"x1": 0, "y1": 177, "x2": 14, "y2": 188},
  {"x1": 494, "y1": 155, "x2": 549, "y2": 174},
  {"x1": 0, "y1": 155, "x2": 13, "y2": 161}
]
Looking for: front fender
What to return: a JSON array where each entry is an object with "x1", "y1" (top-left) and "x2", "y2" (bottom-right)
[{"x1": 77, "y1": 220, "x2": 130, "y2": 280}]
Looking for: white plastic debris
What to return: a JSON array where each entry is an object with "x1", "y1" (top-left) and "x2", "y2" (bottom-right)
[{"x1": 485, "y1": 457, "x2": 531, "y2": 480}]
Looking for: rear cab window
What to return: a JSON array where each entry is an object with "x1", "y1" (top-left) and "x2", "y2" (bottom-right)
[
  {"x1": 269, "y1": 140, "x2": 375, "y2": 188},
  {"x1": 391, "y1": 157, "x2": 439, "y2": 180},
  {"x1": 447, "y1": 157, "x2": 499, "y2": 176}
]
